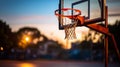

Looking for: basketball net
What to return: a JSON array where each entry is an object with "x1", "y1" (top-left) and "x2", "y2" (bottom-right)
[
  {"x1": 61, "y1": 17, "x2": 78, "y2": 40},
  {"x1": 55, "y1": 8, "x2": 81, "y2": 40}
]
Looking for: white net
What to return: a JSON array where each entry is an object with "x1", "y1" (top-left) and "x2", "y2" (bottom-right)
[{"x1": 61, "y1": 17, "x2": 78, "y2": 39}]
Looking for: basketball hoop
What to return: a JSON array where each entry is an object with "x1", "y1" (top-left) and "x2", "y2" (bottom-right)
[{"x1": 55, "y1": 8, "x2": 81, "y2": 39}]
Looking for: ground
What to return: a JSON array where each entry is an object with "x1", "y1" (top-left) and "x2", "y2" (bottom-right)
[{"x1": 0, "y1": 60, "x2": 119, "y2": 67}]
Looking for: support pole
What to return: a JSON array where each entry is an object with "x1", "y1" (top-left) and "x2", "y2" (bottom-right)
[
  {"x1": 104, "y1": 6, "x2": 108, "y2": 67},
  {"x1": 59, "y1": 0, "x2": 64, "y2": 29}
]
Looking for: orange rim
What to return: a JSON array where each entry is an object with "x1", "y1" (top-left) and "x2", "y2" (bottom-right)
[{"x1": 55, "y1": 8, "x2": 81, "y2": 19}]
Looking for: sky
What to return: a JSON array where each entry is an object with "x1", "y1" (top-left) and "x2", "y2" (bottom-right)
[
  {"x1": 0, "y1": 0, "x2": 120, "y2": 49},
  {"x1": 0, "y1": 0, "x2": 60, "y2": 40},
  {"x1": 0, "y1": 0, "x2": 58, "y2": 25}
]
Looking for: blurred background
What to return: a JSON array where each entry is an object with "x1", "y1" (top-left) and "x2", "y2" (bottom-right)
[{"x1": 0, "y1": 0, "x2": 120, "y2": 63}]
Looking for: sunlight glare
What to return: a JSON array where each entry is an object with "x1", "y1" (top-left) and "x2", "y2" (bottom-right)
[
  {"x1": 18, "y1": 63, "x2": 36, "y2": 67},
  {"x1": 25, "y1": 37, "x2": 30, "y2": 42},
  {"x1": 64, "y1": 39, "x2": 71, "y2": 49}
]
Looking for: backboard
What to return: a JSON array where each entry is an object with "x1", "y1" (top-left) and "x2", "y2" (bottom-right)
[{"x1": 58, "y1": 0, "x2": 106, "y2": 30}]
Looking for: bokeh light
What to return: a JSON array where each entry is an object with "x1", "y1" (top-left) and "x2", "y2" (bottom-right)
[
  {"x1": 25, "y1": 37, "x2": 30, "y2": 42},
  {"x1": 18, "y1": 35, "x2": 31, "y2": 48},
  {"x1": 0, "y1": 47, "x2": 3, "y2": 51},
  {"x1": 18, "y1": 63, "x2": 36, "y2": 67}
]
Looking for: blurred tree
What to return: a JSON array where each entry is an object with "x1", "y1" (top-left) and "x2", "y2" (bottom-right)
[
  {"x1": 17, "y1": 27, "x2": 41, "y2": 39},
  {"x1": 108, "y1": 20, "x2": 120, "y2": 62},
  {"x1": 78, "y1": 20, "x2": 120, "y2": 61},
  {"x1": 0, "y1": 20, "x2": 14, "y2": 59},
  {"x1": 15, "y1": 26, "x2": 64, "y2": 60},
  {"x1": 16, "y1": 27, "x2": 41, "y2": 48},
  {"x1": 108, "y1": 20, "x2": 120, "y2": 49},
  {"x1": 47, "y1": 40, "x2": 63, "y2": 59}
]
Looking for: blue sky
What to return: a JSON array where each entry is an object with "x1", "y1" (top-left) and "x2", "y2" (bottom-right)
[
  {"x1": 0, "y1": 0, "x2": 59, "y2": 26},
  {"x1": 0, "y1": 0, "x2": 58, "y2": 16}
]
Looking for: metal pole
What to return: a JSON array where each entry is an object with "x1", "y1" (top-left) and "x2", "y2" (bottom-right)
[
  {"x1": 104, "y1": 6, "x2": 108, "y2": 67},
  {"x1": 59, "y1": 0, "x2": 64, "y2": 29}
]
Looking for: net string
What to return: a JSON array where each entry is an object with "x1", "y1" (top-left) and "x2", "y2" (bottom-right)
[{"x1": 64, "y1": 20, "x2": 78, "y2": 39}]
